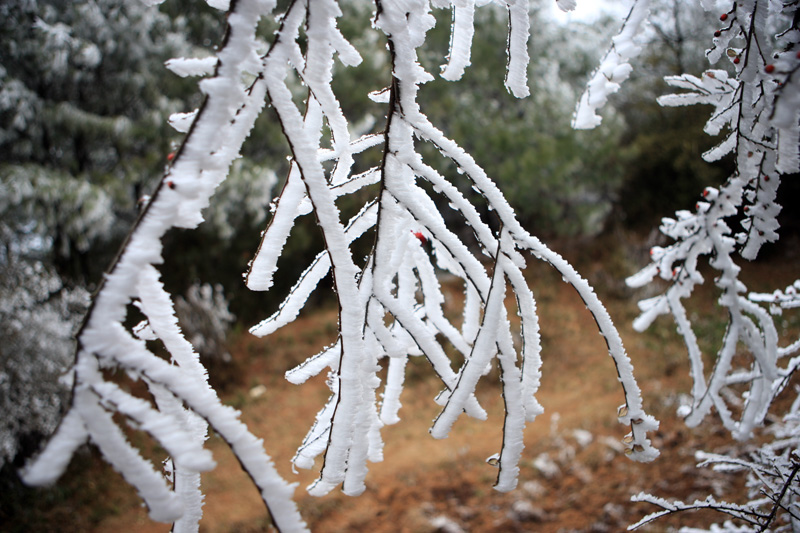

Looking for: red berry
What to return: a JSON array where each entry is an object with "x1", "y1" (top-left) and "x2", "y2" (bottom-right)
[
  {"x1": 796, "y1": 50, "x2": 800, "y2": 59},
  {"x1": 167, "y1": 152, "x2": 175, "y2": 161},
  {"x1": 764, "y1": 175, "x2": 770, "y2": 182},
  {"x1": 714, "y1": 30, "x2": 721, "y2": 37},
  {"x1": 413, "y1": 231, "x2": 427, "y2": 244},
  {"x1": 733, "y1": 56, "x2": 740, "y2": 64},
  {"x1": 166, "y1": 180, "x2": 176, "y2": 189},
  {"x1": 765, "y1": 64, "x2": 775, "y2": 73},
  {"x1": 720, "y1": 13, "x2": 728, "y2": 21}
]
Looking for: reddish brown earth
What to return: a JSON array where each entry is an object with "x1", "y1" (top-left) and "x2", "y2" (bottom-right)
[{"x1": 12, "y1": 249, "x2": 800, "y2": 532}]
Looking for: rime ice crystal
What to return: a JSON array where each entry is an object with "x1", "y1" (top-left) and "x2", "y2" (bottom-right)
[
  {"x1": 599, "y1": 1, "x2": 800, "y2": 530},
  {"x1": 24, "y1": 0, "x2": 666, "y2": 530},
  {"x1": 245, "y1": 0, "x2": 658, "y2": 500}
]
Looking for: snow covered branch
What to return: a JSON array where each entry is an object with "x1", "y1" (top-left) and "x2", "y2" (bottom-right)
[
  {"x1": 587, "y1": 0, "x2": 800, "y2": 530},
  {"x1": 622, "y1": 0, "x2": 800, "y2": 442},
  {"x1": 21, "y1": 0, "x2": 664, "y2": 530},
  {"x1": 20, "y1": 0, "x2": 307, "y2": 531},
  {"x1": 572, "y1": 0, "x2": 652, "y2": 129},
  {"x1": 630, "y1": 439, "x2": 800, "y2": 531},
  {"x1": 246, "y1": 0, "x2": 658, "y2": 502}
]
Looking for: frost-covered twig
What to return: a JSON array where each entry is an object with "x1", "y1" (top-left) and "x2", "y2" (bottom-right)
[
  {"x1": 629, "y1": 492, "x2": 770, "y2": 530},
  {"x1": 623, "y1": 0, "x2": 800, "y2": 441},
  {"x1": 245, "y1": 0, "x2": 659, "y2": 500},
  {"x1": 20, "y1": 0, "x2": 307, "y2": 531},
  {"x1": 572, "y1": 0, "x2": 652, "y2": 129},
  {"x1": 630, "y1": 443, "x2": 800, "y2": 532},
  {"x1": 590, "y1": 1, "x2": 800, "y2": 531}
]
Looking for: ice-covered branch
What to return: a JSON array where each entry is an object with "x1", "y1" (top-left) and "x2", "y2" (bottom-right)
[
  {"x1": 245, "y1": 0, "x2": 658, "y2": 502},
  {"x1": 625, "y1": 0, "x2": 800, "y2": 441},
  {"x1": 572, "y1": 0, "x2": 652, "y2": 129},
  {"x1": 619, "y1": 1, "x2": 800, "y2": 530},
  {"x1": 629, "y1": 492, "x2": 770, "y2": 530},
  {"x1": 20, "y1": 0, "x2": 307, "y2": 531},
  {"x1": 631, "y1": 441, "x2": 800, "y2": 532}
]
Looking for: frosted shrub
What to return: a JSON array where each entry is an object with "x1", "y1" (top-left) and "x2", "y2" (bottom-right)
[
  {"x1": 18, "y1": 0, "x2": 660, "y2": 531},
  {"x1": 0, "y1": 259, "x2": 88, "y2": 467},
  {"x1": 0, "y1": 0, "x2": 202, "y2": 275},
  {"x1": 174, "y1": 283, "x2": 234, "y2": 363}
]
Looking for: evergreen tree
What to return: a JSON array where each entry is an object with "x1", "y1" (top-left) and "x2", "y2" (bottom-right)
[{"x1": 0, "y1": 0, "x2": 217, "y2": 467}]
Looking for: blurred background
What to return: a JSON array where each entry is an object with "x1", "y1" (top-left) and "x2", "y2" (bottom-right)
[{"x1": 1, "y1": 0, "x2": 798, "y2": 531}]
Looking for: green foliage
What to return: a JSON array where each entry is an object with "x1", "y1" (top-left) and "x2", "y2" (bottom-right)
[
  {"x1": 613, "y1": 101, "x2": 731, "y2": 229},
  {"x1": 414, "y1": 5, "x2": 625, "y2": 237},
  {"x1": 610, "y1": 0, "x2": 733, "y2": 230},
  {"x1": 0, "y1": 0, "x2": 222, "y2": 469},
  {"x1": 0, "y1": 0, "x2": 221, "y2": 281}
]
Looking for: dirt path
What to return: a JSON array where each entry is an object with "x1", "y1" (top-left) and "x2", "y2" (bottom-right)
[{"x1": 81, "y1": 256, "x2": 800, "y2": 532}]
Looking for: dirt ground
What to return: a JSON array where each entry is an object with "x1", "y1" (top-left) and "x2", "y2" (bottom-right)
[{"x1": 9, "y1": 248, "x2": 800, "y2": 532}]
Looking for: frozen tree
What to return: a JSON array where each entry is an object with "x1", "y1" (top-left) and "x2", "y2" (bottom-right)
[
  {"x1": 17, "y1": 0, "x2": 662, "y2": 531},
  {"x1": 0, "y1": 258, "x2": 88, "y2": 468},
  {"x1": 575, "y1": 0, "x2": 800, "y2": 530},
  {"x1": 174, "y1": 282, "x2": 235, "y2": 364},
  {"x1": 0, "y1": 0, "x2": 198, "y2": 277}
]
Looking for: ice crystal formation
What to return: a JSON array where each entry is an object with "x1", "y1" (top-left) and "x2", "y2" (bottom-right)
[
  {"x1": 576, "y1": 0, "x2": 800, "y2": 530},
  {"x1": 20, "y1": 0, "x2": 663, "y2": 531}
]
